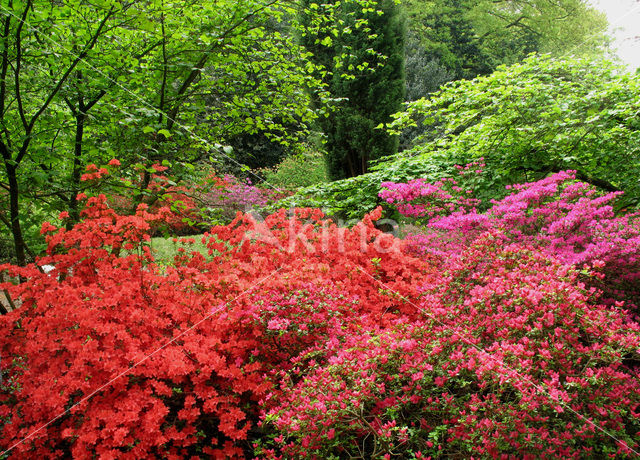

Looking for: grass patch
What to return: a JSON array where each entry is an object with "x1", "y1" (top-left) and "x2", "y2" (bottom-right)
[{"x1": 148, "y1": 234, "x2": 209, "y2": 265}]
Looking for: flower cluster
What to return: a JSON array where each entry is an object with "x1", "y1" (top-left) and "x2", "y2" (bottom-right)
[
  {"x1": 80, "y1": 163, "x2": 110, "y2": 182},
  {"x1": 261, "y1": 233, "x2": 640, "y2": 458},
  {"x1": 379, "y1": 178, "x2": 479, "y2": 219},
  {"x1": 201, "y1": 175, "x2": 288, "y2": 222},
  {"x1": 381, "y1": 170, "x2": 640, "y2": 316},
  {"x1": 379, "y1": 159, "x2": 484, "y2": 219}
]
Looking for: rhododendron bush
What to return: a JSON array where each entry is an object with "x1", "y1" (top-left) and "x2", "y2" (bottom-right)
[
  {"x1": 0, "y1": 195, "x2": 425, "y2": 458},
  {"x1": 200, "y1": 174, "x2": 289, "y2": 223},
  {"x1": 261, "y1": 234, "x2": 640, "y2": 458},
  {"x1": 381, "y1": 169, "x2": 640, "y2": 315},
  {"x1": 0, "y1": 184, "x2": 639, "y2": 458}
]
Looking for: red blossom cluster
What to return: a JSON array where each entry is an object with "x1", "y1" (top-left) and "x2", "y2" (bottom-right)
[
  {"x1": 101, "y1": 162, "x2": 201, "y2": 235},
  {"x1": 0, "y1": 198, "x2": 426, "y2": 458},
  {"x1": 80, "y1": 163, "x2": 110, "y2": 182}
]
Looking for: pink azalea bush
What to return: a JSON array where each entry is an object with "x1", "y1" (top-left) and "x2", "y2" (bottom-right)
[
  {"x1": 259, "y1": 233, "x2": 640, "y2": 458},
  {"x1": 201, "y1": 174, "x2": 287, "y2": 222},
  {"x1": 380, "y1": 169, "x2": 640, "y2": 315},
  {"x1": 379, "y1": 161, "x2": 483, "y2": 219}
]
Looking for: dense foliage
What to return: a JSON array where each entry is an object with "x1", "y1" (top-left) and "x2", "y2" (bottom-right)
[
  {"x1": 0, "y1": 0, "x2": 322, "y2": 265},
  {"x1": 1, "y1": 0, "x2": 396, "y2": 265},
  {"x1": 399, "y1": 0, "x2": 609, "y2": 149},
  {"x1": 403, "y1": 0, "x2": 608, "y2": 80},
  {"x1": 387, "y1": 55, "x2": 640, "y2": 206},
  {"x1": 287, "y1": 55, "x2": 640, "y2": 219},
  {"x1": 259, "y1": 150, "x2": 328, "y2": 190}
]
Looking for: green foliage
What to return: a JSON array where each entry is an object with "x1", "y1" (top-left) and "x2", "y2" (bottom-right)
[
  {"x1": 403, "y1": 0, "x2": 609, "y2": 81},
  {"x1": 400, "y1": 31, "x2": 454, "y2": 149},
  {"x1": 404, "y1": 32, "x2": 454, "y2": 103},
  {"x1": 403, "y1": 0, "x2": 491, "y2": 80},
  {"x1": 300, "y1": 0, "x2": 406, "y2": 180},
  {"x1": 260, "y1": 149, "x2": 328, "y2": 189},
  {"x1": 387, "y1": 55, "x2": 640, "y2": 207},
  {"x1": 399, "y1": 0, "x2": 610, "y2": 152},
  {"x1": 287, "y1": 55, "x2": 640, "y2": 218},
  {"x1": 277, "y1": 151, "x2": 452, "y2": 219},
  {"x1": 99, "y1": 0, "x2": 320, "y2": 168}
]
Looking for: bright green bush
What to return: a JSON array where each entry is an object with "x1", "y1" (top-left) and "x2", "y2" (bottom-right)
[
  {"x1": 387, "y1": 54, "x2": 640, "y2": 207},
  {"x1": 284, "y1": 55, "x2": 640, "y2": 219},
  {"x1": 260, "y1": 150, "x2": 328, "y2": 190}
]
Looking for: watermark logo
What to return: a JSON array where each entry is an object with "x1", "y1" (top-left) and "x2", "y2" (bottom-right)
[{"x1": 237, "y1": 207, "x2": 402, "y2": 255}]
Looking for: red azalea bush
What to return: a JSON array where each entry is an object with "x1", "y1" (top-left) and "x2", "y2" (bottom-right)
[
  {"x1": 260, "y1": 232, "x2": 640, "y2": 459},
  {"x1": 381, "y1": 169, "x2": 640, "y2": 316},
  {"x1": 0, "y1": 195, "x2": 428, "y2": 458},
  {"x1": 94, "y1": 161, "x2": 201, "y2": 235}
]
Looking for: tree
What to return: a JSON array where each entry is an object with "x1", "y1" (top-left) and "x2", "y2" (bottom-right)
[
  {"x1": 403, "y1": 0, "x2": 608, "y2": 80},
  {"x1": 0, "y1": 0, "x2": 118, "y2": 265},
  {"x1": 403, "y1": 0, "x2": 490, "y2": 80},
  {"x1": 399, "y1": 30, "x2": 453, "y2": 149},
  {"x1": 300, "y1": 0, "x2": 406, "y2": 180},
  {"x1": 114, "y1": 0, "x2": 320, "y2": 202},
  {"x1": 0, "y1": 0, "x2": 321, "y2": 264},
  {"x1": 389, "y1": 55, "x2": 640, "y2": 205}
]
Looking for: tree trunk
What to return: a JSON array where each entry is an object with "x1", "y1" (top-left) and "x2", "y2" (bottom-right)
[
  {"x1": 6, "y1": 162, "x2": 26, "y2": 266},
  {"x1": 67, "y1": 111, "x2": 86, "y2": 229}
]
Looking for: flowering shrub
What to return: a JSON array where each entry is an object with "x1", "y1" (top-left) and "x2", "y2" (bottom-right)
[
  {"x1": 200, "y1": 174, "x2": 288, "y2": 223},
  {"x1": 379, "y1": 160, "x2": 484, "y2": 220},
  {"x1": 94, "y1": 162, "x2": 201, "y2": 235},
  {"x1": 1, "y1": 169, "x2": 640, "y2": 458},
  {"x1": 261, "y1": 233, "x2": 640, "y2": 458},
  {"x1": 0, "y1": 195, "x2": 427, "y2": 458},
  {"x1": 381, "y1": 170, "x2": 640, "y2": 315}
]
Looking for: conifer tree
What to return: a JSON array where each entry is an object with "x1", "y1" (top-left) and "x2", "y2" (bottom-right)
[{"x1": 301, "y1": 0, "x2": 405, "y2": 179}]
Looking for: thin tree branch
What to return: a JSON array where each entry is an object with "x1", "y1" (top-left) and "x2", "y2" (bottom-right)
[
  {"x1": 14, "y1": 0, "x2": 31, "y2": 130},
  {"x1": 15, "y1": 5, "x2": 116, "y2": 165},
  {"x1": 0, "y1": 2, "x2": 12, "y2": 118}
]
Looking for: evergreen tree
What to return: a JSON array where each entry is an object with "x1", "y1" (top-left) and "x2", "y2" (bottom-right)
[{"x1": 301, "y1": 0, "x2": 405, "y2": 180}]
